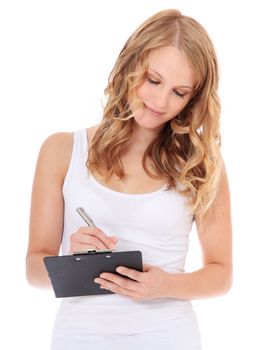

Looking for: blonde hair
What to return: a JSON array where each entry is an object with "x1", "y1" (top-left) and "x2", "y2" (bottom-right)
[{"x1": 87, "y1": 9, "x2": 222, "y2": 216}]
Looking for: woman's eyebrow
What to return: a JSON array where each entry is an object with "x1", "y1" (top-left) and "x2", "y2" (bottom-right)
[
  {"x1": 149, "y1": 68, "x2": 194, "y2": 90},
  {"x1": 149, "y1": 68, "x2": 163, "y2": 78}
]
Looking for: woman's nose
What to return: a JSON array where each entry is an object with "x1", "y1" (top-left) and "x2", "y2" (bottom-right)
[{"x1": 153, "y1": 87, "x2": 169, "y2": 110}]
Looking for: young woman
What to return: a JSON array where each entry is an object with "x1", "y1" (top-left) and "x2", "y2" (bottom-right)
[{"x1": 26, "y1": 9, "x2": 232, "y2": 349}]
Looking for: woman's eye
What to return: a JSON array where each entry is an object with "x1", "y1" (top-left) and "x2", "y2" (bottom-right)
[
  {"x1": 174, "y1": 90, "x2": 185, "y2": 98},
  {"x1": 147, "y1": 78, "x2": 160, "y2": 85}
]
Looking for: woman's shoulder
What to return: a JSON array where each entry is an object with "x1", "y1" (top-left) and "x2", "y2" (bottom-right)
[
  {"x1": 42, "y1": 131, "x2": 73, "y2": 146},
  {"x1": 36, "y1": 132, "x2": 74, "y2": 179},
  {"x1": 37, "y1": 125, "x2": 99, "y2": 175},
  {"x1": 40, "y1": 131, "x2": 73, "y2": 158}
]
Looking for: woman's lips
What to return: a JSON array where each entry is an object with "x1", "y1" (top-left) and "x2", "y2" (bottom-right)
[{"x1": 144, "y1": 104, "x2": 164, "y2": 116}]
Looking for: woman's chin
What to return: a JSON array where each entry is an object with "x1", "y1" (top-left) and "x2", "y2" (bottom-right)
[{"x1": 133, "y1": 118, "x2": 165, "y2": 133}]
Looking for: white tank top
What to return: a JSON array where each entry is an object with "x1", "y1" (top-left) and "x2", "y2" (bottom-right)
[{"x1": 54, "y1": 128, "x2": 195, "y2": 336}]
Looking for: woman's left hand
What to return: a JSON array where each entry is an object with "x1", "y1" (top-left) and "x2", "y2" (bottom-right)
[{"x1": 94, "y1": 264, "x2": 170, "y2": 300}]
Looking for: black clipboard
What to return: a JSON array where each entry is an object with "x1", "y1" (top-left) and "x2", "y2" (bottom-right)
[{"x1": 44, "y1": 250, "x2": 143, "y2": 298}]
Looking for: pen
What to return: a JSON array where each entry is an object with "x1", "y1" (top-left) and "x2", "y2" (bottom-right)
[{"x1": 76, "y1": 207, "x2": 96, "y2": 227}]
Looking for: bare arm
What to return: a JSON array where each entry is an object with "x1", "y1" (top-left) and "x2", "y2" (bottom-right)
[
  {"x1": 26, "y1": 130, "x2": 117, "y2": 289},
  {"x1": 26, "y1": 132, "x2": 73, "y2": 289},
  {"x1": 168, "y1": 159, "x2": 233, "y2": 299},
  {"x1": 94, "y1": 160, "x2": 233, "y2": 300}
]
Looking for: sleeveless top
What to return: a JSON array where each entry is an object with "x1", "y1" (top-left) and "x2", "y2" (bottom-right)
[{"x1": 53, "y1": 128, "x2": 195, "y2": 336}]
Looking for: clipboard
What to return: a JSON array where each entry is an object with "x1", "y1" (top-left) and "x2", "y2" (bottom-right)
[{"x1": 43, "y1": 250, "x2": 143, "y2": 298}]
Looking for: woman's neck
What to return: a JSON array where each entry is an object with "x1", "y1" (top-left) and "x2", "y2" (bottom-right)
[{"x1": 128, "y1": 123, "x2": 160, "y2": 153}]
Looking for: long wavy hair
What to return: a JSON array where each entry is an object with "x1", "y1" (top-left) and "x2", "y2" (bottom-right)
[{"x1": 87, "y1": 9, "x2": 222, "y2": 216}]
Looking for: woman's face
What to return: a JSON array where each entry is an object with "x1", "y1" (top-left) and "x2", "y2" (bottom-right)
[{"x1": 131, "y1": 45, "x2": 195, "y2": 133}]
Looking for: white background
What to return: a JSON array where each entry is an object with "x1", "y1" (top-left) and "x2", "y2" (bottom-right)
[{"x1": 0, "y1": 0, "x2": 256, "y2": 349}]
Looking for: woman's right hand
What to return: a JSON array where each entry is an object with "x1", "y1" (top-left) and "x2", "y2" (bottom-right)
[{"x1": 69, "y1": 227, "x2": 117, "y2": 254}]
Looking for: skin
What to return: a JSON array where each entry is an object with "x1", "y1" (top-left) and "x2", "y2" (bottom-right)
[
  {"x1": 131, "y1": 46, "x2": 195, "y2": 134},
  {"x1": 26, "y1": 46, "x2": 232, "y2": 299}
]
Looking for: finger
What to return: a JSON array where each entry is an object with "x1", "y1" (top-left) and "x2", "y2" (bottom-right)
[
  {"x1": 98, "y1": 282, "x2": 142, "y2": 299},
  {"x1": 110, "y1": 236, "x2": 118, "y2": 244},
  {"x1": 143, "y1": 264, "x2": 152, "y2": 272},
  {"x1": 77, "y1": 227, "x2": 116, "y2": 249},
  {"x1": 97, "y1": 272, "x2": 139, "y2": 291},
  {"x1": 85, "y1": 228, "x2": 117, "y2": 249},
  {"x1": 77, "y1": 235, "x2": 108, "y2": 250},
  {"x1": 90, "y1": 229, "x2": 116, "y2": 249},
  {"x1": 94, "y1": 272, "x2": 138, "y2": 293},
  {"x1": 116, "y1": 266, "x2": 143, "y2": 282},
  {"x1": 71, "y1": 232, "x2": 107, "y2": 251}
]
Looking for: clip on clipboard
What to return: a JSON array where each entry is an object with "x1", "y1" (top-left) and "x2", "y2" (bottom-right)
[{"x1": 43, "y1": 250, "x2": 143, "y2": 298}]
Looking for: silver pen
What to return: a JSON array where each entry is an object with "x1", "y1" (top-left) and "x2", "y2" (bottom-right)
[{"x1": 76, "y1": 207, "x2": 96, "y2": 227}]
